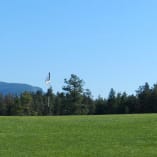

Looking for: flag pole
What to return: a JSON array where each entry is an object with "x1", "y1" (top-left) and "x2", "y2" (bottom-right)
[{"x1": 45, "y1": 72, "x2": 51, "y2": 114}]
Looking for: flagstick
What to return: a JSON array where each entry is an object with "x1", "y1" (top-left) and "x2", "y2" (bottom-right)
[
  {"x1": 45, "y1": 72, "x2": 51, "y2": 115},
  {"x1": 48, "y1": 95, "x2": 50, "y2": 107}
]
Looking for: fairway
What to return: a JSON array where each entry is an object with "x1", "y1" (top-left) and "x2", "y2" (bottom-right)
[{"x1": 0, "y1": 114, "x2": 157, "y2": 157}]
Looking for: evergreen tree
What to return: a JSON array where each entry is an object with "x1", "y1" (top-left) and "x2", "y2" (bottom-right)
[
  {"x1": 83, "y1": 89, "x2": 95, "y2": 114},
  {"x1": 62, "y1": 74, "x2": 84, "y2": 114},
  {"x1": 20, "y1": 92, "x2": 33, "y2": 115},
  {"x1": 136, "y1": 82, "x2": 151, "y2": 113},
  {"x1": 107, "y1": 88, "x2": 116, "y2": 114},
  {"x1": 95, "y1": 96, "x2": 106, "y2": 114}
]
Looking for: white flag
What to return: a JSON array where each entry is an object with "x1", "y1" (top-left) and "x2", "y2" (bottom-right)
[{"x1": 45, "y1": 72, "x2": 51, "y2": 85}]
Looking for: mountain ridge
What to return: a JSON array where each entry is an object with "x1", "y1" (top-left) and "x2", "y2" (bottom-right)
[{"x1": 0, "y1": 81, "x2": 42, "y2": 95}]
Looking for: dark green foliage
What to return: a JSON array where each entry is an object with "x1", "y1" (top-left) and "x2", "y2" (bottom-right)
[
  {"x1": 83, "y1": 89, "x2": 95, "y2": 114},
  {"x1": 62, "y1": 74, "x2": 85, "y2": 114},
  {"x1": 62, "y1": 75, "x2": 95, "y2": 115},
  {"x1": 95, "y1": 96, "x2": 106, "y2": 114},
  {"x1": 1, "y1": 74, "x2": 157, "y2": 115},
  {"x1": 107, "y1": 88, "x2": 116, "y2": 113},
  {"x1": 54, "y1": 92, "x2": 63, "y2": 115}
]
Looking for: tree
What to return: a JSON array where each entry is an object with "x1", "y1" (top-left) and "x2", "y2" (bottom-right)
[
  {"x1": 4, "y1": 94, "x2": 15, "y2": 115},
  {"x1": 107, "y1": 88, "x2": 116, "y2": 114},
  {"x1": 20, "y1": 92, "x2": 33, "y2": 115},
  {"x1": 95, "y1": 96, "x2": 106, "y2": 114},
  {"x1": 149, "y1": 84, "x2": 157, "y2": 112},
  {"x1": 63, "y1": 74, "x2": 84, "y2": 95},
  {"x1": 0, "y1": 94, "x2": 6, "y2": 115},
  {"x1": 54, "y1": 92, "x2": 63, "y2": 115},
  {"x1": 126, "y1": 95, "x2": 138, "y2": 114},
  {"x1": 119, "y1": 92, "x2": 129, "y2": 114},
  {"x1": 136, "y1": 82, "x2": 151, "y2": 113},
  {"x1": 62, "y1": 74, "x2": 84, "y2": 114},
  {"x1": 83, "y1": 89, "x2": 95, "y2": 114},
  {"x1": 32, "y1": 90, "x2": 44, "y2": 115}
]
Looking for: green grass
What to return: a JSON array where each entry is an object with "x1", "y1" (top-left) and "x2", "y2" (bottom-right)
[{"x1": 0, "y1": 114, "x2": 157, "y2": 157}]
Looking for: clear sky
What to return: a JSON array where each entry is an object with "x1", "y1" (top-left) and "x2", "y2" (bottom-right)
[{"x1": 0, "y1": 0, "x2": 157, "y2": 98}]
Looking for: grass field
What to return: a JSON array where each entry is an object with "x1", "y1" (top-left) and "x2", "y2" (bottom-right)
[{"x1": 0, "y1": 114, "x2": 157, "y2": 157}]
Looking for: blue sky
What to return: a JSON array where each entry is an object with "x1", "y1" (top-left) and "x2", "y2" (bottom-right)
[{"x1": 0, "y1": 0, "x2": 157, "y2": 98}]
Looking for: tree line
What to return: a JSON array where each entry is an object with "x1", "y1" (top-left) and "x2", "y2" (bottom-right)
[{"x1": 0, "y1": 74, "x2": 157, "y2": 116}]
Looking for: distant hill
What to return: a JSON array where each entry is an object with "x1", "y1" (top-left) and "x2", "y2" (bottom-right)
[{"x1": 0, "y1": 82, "x2": 42, "y2": 95}]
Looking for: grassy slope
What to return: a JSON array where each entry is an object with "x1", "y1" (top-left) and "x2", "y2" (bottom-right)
[{"x1": 0, "y1": 114, "x2": 157, "y2": 157}]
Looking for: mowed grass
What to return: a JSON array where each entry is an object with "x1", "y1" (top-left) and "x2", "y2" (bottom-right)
[{"x1": 0, "y1": 114, "x2": 157, "y2": 157}]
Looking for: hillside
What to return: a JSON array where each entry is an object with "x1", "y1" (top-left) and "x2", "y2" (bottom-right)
[{"x1": 0, "y1": 82, "x2": 42, "y2": 95}]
